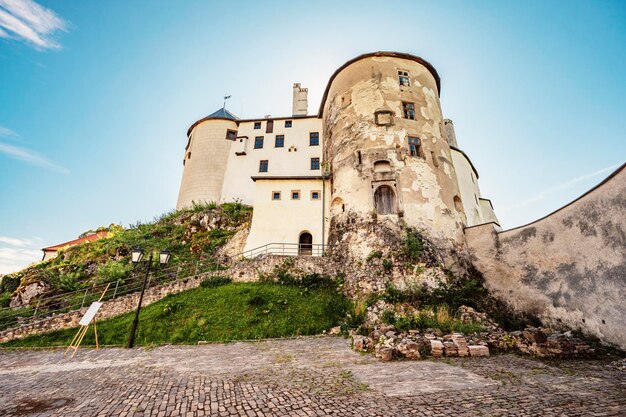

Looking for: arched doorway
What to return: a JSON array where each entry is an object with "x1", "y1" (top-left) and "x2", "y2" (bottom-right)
[
  {"x1": 374, "y1": 185, "x2": 397, "y2": 214},
  {"x1": 298, "y1": 232, "x2": 313, "y2": 255}
]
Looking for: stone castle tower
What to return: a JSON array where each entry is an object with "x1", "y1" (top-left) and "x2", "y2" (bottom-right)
[{"x1": 321, "y1": 52, "x2": 467, "y2": 247}]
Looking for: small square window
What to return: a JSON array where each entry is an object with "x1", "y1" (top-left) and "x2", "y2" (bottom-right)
[
  {"x1": 272, "y1": 191, "x2": 281, "y2": 200},
  {"x1": 285, "y1": 120, "x2": 292, "y2": 128},
  {"x1": 403, "y1": 102, "x2": 415, "y2": 120},
  {"x1": 309, "y1": 132, "x2": 319, "y2": 146},
  {"x1": 408, "y1": 136, "x2": 420, "y2": 156},
  {"x1": 226, "y1": 129, "x2": 237, "y2": 140},
  {"x1": 311, "y1": 191, "x2": 320, "y2": 200},
  {"x1": 259, "y1": 160, "x2": 268, "y2": 172},
  {"x1": 310, "y1": 157, "x2": 320, "y2": 170},
  {"x1": 254, "y1": 136, "x2": 264, "y2": 149},
  {"x1": 398, "y1": 70, "x2": 410, "y2": 86},
  {"x1": 275, "y1": 135, "x2": 284, "y2": 148},
  {"x1": 254, "y1": 122, "x2": 262, "y2": 129},
  {"x1": 291, "y1": 190, "x2": 300, "y2": 200}
]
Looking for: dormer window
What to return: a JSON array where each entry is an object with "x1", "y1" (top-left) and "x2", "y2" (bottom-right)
[{"x1": 398, "y1": 70, "x2": 410, "y2": 86}]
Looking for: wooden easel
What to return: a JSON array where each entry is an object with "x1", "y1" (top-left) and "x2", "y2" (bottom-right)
[{"x1": 65, "y1": 283, "x2": 110, "y2": 358}]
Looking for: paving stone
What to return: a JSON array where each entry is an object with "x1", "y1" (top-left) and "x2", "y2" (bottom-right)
[{"x1": 0, "y1": 337, "x2": 624, "y2": 416}]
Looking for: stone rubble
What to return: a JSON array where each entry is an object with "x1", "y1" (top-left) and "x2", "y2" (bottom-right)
[{"x1": 352, "y1": 323, "x2": 596, "y2": 361}]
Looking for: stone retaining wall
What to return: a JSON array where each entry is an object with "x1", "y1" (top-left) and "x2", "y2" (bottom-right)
[{"x1": 0, "y1": 272, "x2": 212, "y2": 343}]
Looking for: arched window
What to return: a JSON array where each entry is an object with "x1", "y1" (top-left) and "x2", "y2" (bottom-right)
[
  {"x1": 374, "y1": 185, "x2": 397, "y2": 215},
  {"x1": 299, "y1": 232, "x2": 313, "y2": 255},
  {"x1": 331, "y1": 197, "x2": 345, "y2": 216},
  {"x1": 453, "y1": 196, "x2": 463, "y2": 212}
]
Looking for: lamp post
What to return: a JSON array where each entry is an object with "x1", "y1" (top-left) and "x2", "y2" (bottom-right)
[{"x1": 127, "y1": 248, "x2": 170, "y2": 348}]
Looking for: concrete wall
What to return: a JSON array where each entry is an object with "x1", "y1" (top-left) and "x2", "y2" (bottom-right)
[{"x1": 466, "y1": 164, "x2": 626, "y2": 349}]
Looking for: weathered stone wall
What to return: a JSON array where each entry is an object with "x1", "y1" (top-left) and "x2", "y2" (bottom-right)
[
  {"x1": 0, "y1": 272, "x2": 212, "y2": 343},
  {"x1": 466, "y1": 164, "x2": 626, "y2": 349},
  {"x1": 322, "y1": 53, "x2": 467, "y2": 251}
]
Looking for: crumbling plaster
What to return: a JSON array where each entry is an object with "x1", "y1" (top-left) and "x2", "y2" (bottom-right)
[
  {"x1": 466, "y1": 164, "x2": 626, "y2": 349},
  {"x1": 322, "y1": 55, "x2": 466, "y2": 253}
]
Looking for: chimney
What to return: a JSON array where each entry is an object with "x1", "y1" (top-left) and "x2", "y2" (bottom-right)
[
  {"x1": 443, "y1": 119, "x2": 459, "y2": 148},
  {"x1": 292, "y1": 83, "x2": 308, "y2": 116}
]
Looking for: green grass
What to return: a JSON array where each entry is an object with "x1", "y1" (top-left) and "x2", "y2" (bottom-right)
[{"x1": 1, "y1": 282, "x2": 349, "y2": 347}]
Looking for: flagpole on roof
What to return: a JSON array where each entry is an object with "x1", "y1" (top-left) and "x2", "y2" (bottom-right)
[{"x1": 223, "y1": 95, "x2": 231, "y2": 111}]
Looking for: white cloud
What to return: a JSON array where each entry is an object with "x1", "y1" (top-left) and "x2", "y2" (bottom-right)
[
  {"x1": 501, "y1": 163, "x2": 621, "y2": 212},
  {"x1": 0, "y1": 236, "x2": 32, "y2": 247},
  {"x1": 0, "y1": 139, "x2": 70, "y2": 174},
  {"x1": 0, "y1": 0, "x2": 67, "y2": 50},
  {"x1": 0, "y1": 125, "x2": 18, "y2": 138},
  {"x1": 0, "y1": 236, "x2": 43, "y2": 274}
]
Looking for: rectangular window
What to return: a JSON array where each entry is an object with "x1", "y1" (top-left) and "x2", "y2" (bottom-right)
[
  {"x1": 254, "y1": 136, "x2": 264, "y2": 149},
  {"x1": 309, "y1": 132, "x2": 319, "y2": 146},
  {"x1": 398, "y1": 70, "x2": 410, "y2": 86},
  {"x1": 259, "y1": 160, "x2": 268, "y2": 172},
  {"x1": 254, "y1": 122, "x2": 261, "y2": 129},
  {"x1": 403, "y1": 102, "x2": 415, "y2": 120},
  {"x1": 310, "y1": 157, "x2": 320, "y2": 170},
  {"x1": 311, "y1": 191, "x2": 320, "y2": 200},
  {"x1": 275, "y1": 135, "x2": 284, "y2": 148},
  {"x1": 285, "y1": 120, "x2": 292, "y2": 128},
  {"x1": 266, "y1": 120, "x2": 273, "y2": 133},
  {"x1": 226, "y1": 129, "x2": 237, "y2": 140},
  {"x1": 408, "y1": 136, "x2": 420, "y2": 156},
  {"x1": 272, "y1": 191, "x2": 281, "y2": 200},
  {"x1": 291, "y1": 190, "x2": 300, "y2": 200}
]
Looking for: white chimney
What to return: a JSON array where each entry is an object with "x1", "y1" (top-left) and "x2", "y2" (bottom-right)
[{"x1": 292, "y1": 83, "x2": 308, "y2": 116}]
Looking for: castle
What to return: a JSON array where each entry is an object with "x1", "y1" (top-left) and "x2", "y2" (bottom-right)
[{"x1": 177, "y1": 52, "x2": 499, "y2": 255}]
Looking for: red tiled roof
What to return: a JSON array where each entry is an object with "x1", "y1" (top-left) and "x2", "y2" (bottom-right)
[{"x1": 42, "y1": 231, "x2": 110, "y2": 252}]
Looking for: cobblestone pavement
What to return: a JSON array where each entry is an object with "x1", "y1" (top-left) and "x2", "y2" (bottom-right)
[{"x1": 0, "y1": 337, "x2": 624, "y2": 416}]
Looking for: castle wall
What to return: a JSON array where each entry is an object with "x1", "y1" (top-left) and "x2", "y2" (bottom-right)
[
  {"x1": 465, "y1": 164, "x2": 626, "y2": 349},
  {"x1": 450, "y1": 149, "x2": 483, "y2": 226},
  {"x1": 221, "y1": 117, "x2": 323, "y2": 205},
  {"x1": 243, "y1": 179, "x2": 329, "y2": 253},
  {"x1": 321, "y1": 54, "x2": 466, "y2": 248},
  {"x1": 176, "y1": 118, "x2": 238, "y2": 209}
]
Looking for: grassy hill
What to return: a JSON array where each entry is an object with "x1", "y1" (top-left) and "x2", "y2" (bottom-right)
[
  {"x1": 2, "y1": 278, "x2": 349, "y2": 347},
  {"x1": 0, "y1": 202, "x2": 251, "y2": 309}
]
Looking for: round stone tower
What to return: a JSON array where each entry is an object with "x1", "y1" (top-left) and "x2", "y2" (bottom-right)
[
  {"x1": 321, "y1": 52, "x2": 466, "y2": 247},
  {"x1": 176, "y1": 109, "x2": 238, "y2": 209}
]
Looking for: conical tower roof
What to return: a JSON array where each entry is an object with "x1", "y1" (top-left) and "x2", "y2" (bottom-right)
[{"x1": 206, "y1": 108, "x2": 238, "y2": 120}]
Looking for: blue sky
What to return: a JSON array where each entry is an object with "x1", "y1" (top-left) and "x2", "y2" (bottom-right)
[{"x1": 0, "y1": 0, "x2": 624, "y2": 273}]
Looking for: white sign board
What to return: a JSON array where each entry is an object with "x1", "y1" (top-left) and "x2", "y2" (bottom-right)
[{"x1": 79, "y1": 302, "x2": 103, "y2": 326}]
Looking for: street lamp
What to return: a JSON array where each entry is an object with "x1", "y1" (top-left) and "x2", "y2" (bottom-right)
[{"x1": 127, "y1": 248, "x2": 170, "y2": 348}]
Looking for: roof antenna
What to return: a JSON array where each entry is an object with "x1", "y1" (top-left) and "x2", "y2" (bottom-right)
[{"x1": 223, "y1": 94, "x2": 231, "y2": 110}]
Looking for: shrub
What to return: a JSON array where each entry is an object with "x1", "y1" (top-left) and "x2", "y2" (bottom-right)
[
  {"x1": 200, "y1": 275, "x2": 232, "y2": 288},
  {"x1": 381, "y1": 309, "x2": 396, "y2": 325},
  {"x1": 97, "y1": 260, "x2": 132, "y2": 283},
  {"x1": 366, "y1": 250, "x2": 383, "y2": 262},
  {"x1": 0, "y1": 293, "x2": 11, "y2": 308},
  {"x1": 382, "y1": 259, "x2": 393, "y2": 272},
  {"x1": 403, "y1": 228, "x2": 424, "y2": 261},
  {"x1": 0, "y1": 275, "x2": 20, "y2": 294},
  {"x1": 58, "y1": 272, "x2": 82, "y2": 292}
]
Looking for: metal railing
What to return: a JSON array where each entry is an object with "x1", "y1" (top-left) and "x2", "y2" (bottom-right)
[
  {"x1": 0, "y1": 259, "x2": 221, "y2": 333},
  {"x1": 237, "y1": 243, "x2": 328, "y2": 260}
]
